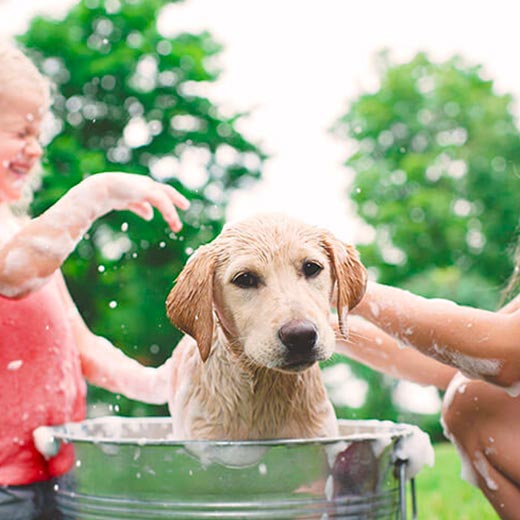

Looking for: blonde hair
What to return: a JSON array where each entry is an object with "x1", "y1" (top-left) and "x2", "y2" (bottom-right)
[
  {"x1": 0, "y1": 40, "x2": 51, "y2": 215},
  {"x1": 0, "y1": 40, "x2": 50, "y2": 105}
]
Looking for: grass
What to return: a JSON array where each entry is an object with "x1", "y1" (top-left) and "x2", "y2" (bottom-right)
[{"x1": 415, "y1": 442, "x2": 498, "y2": 519}]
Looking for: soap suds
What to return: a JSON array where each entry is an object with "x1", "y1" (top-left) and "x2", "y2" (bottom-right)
[
  {"x1": 7, "y1": 359, "x2": 23, "y2": 371},
  {"x1": 473, "y1": 450, "x2": 499, "y2": 491}
]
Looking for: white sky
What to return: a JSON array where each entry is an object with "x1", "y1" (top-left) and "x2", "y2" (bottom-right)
[{"x1": 2, "y1": 0, "x2": 520, "y2": 242}]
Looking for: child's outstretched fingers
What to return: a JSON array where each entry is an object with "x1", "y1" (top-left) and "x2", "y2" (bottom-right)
[
  {"x1": 144, "y1": 186, "x2": 184, "y2": 232},
  {"x1": 153, "y1": 183, "x2": 190, "y2": 233},
  {"x1": 95, "y1": 173, "x2": 190, "y2": 231},
  {"x1": 128, "y1": 201, "x2": 154, "y2": 221},
  {"x1": 163, "y1": 183, "x2": 190, "y2": 211}
]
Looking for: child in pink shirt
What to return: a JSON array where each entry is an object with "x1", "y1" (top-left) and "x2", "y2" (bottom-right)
[{"x1": 0, "y1": 42, "x2": 189, "y2": 519}]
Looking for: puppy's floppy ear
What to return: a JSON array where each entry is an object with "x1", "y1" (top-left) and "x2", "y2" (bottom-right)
[
  {"x1": 166, "y1": 245, "x2": 216, "y2": 362},
  {"x1": 322, "y1": 234, "x2": 367, "y2": 338}
]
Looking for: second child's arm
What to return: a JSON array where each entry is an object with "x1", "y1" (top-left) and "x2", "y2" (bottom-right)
[
  {"x1": 337, "y1": 316, "x2": 457, "y2": 390},
  {"x1": 354, "y1": 282, "x2": 520, "y2": 388}
]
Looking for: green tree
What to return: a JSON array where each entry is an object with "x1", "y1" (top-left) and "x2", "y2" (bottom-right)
[
  {"x1": 19, "y1": 0, "x2": 265, "y2": 415},
  {"x1": 331, "y1": 51, "x2": 520, "y2": 439},
  {"x1": 334, "y1": 51, "x2": 520, "y2": 308}
]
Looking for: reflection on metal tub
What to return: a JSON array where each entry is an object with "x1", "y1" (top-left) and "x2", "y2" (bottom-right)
[{"x1": 36, "y1": 418, "x2": 427, "y2": 519}]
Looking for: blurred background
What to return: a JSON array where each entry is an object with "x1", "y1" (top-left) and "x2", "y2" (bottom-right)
[{"x1": 2, "y1": 2, "x2": 519, "y2": 514}]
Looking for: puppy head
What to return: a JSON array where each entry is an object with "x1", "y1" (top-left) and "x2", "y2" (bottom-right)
[{"x1": 166, "y1": 214, "x2": 366, "y2": 369}]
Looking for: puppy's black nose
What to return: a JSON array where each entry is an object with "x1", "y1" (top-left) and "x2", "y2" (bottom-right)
[{"x1": 278, "y1": 319, "x2": 318, "y2": 356}]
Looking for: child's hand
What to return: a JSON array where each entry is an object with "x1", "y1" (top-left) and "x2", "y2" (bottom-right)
[
  {"x1": 0, "y1": 172, "x2": 190, "y2": 298},
  {"x1": 80, "y1": 172, "x2": 190, "y2": 233}
]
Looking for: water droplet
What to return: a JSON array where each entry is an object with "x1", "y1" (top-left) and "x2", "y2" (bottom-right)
[
  {"x1": 98, "y1": 265, "x2": 106, "y2": 273},
  {"x1": 7, "y1": 359, "x2": 23, "y2": 371},
  {"x1": 109, "y1": 300, "x2": 118, "y2": 309},
  {"x1": 159, "y1": 241, "x2": 166, "y2": 248},
  {"x1": 121, "y1": 222, "x2": 128, "y2": 232}
]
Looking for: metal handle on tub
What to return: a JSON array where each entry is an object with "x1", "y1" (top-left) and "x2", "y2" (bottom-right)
[{"x1": 398, "y1": 460, "x2": 418, "y2": 520}]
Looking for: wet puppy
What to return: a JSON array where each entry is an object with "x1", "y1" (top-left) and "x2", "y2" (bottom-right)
[{"x1": 165, "y1": 214, "x2": 366, "y2": 440}]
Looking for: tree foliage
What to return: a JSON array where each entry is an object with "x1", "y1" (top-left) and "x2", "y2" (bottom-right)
[
  {"x1": 332, "y1": 52, "x2": 520, "y2": 439},
  {"x1": 19, "y1": 0, "x2": 265, "y2": 415},
  {"x1": 334, "y1": 51, "x2": 520, "y2": 308}
]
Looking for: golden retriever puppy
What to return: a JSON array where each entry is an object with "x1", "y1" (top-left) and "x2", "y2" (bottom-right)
[{"x1": 165, "y1": 213, "x2": 366, "y2": 440}]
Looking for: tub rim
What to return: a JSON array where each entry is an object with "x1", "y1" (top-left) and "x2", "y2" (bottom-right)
[{"x1": 40, "y1": 416, "x2": 416, "y2": 447}]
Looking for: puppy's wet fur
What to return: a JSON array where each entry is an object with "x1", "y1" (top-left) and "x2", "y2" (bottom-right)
[{"x1": 165, "y1": 214, "x2": 366, "y2": 440}]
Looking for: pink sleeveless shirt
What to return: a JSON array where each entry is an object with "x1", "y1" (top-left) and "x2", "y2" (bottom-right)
[{"x1": 0, "y1": 275, "x2": 86, "y2": 485}]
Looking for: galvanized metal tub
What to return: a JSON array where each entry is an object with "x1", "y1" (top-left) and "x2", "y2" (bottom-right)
[{"x1": 36, "y1": 417, "x2": 425, "y2": 519}]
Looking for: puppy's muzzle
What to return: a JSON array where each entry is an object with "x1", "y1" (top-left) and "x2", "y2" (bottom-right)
[{"x1": 278, "y1": 319, "x2": 319, "y2": 371}]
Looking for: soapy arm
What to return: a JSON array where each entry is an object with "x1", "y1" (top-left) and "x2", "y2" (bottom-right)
[
  {"x1": 353, "y1": 282, "x2": 520, "y2": 387},
  {"x1": 0, "y1": 172, "x2": 189, "y2": 298},
  {"x1": 57, "y1": 274, "x2": 171, "y2": 404},
  {"x1": 336, "y1": 316, "x2": 457, "y2": 390}
]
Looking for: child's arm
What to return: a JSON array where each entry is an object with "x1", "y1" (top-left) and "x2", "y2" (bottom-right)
[
  {"x1": 353, "y1": 282, "x2": 520, "y2": 387},
  {"x1": 0, "y1": 172, "x2": 189, "y2": 298},
  {"x1": 337, "y1": 316, "x2": 457, "y2": 390},
  {"x1": 57, "y1": 274, "x2": 171, "y2": 404}
]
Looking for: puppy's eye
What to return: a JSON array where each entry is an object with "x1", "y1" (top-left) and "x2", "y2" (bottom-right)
[
  {"x1": 232, "y1": 272, "x2": 259, "y2": 289},
  {"x1": 303, "y1": 261, "x2": 323, "y2": 278}
]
